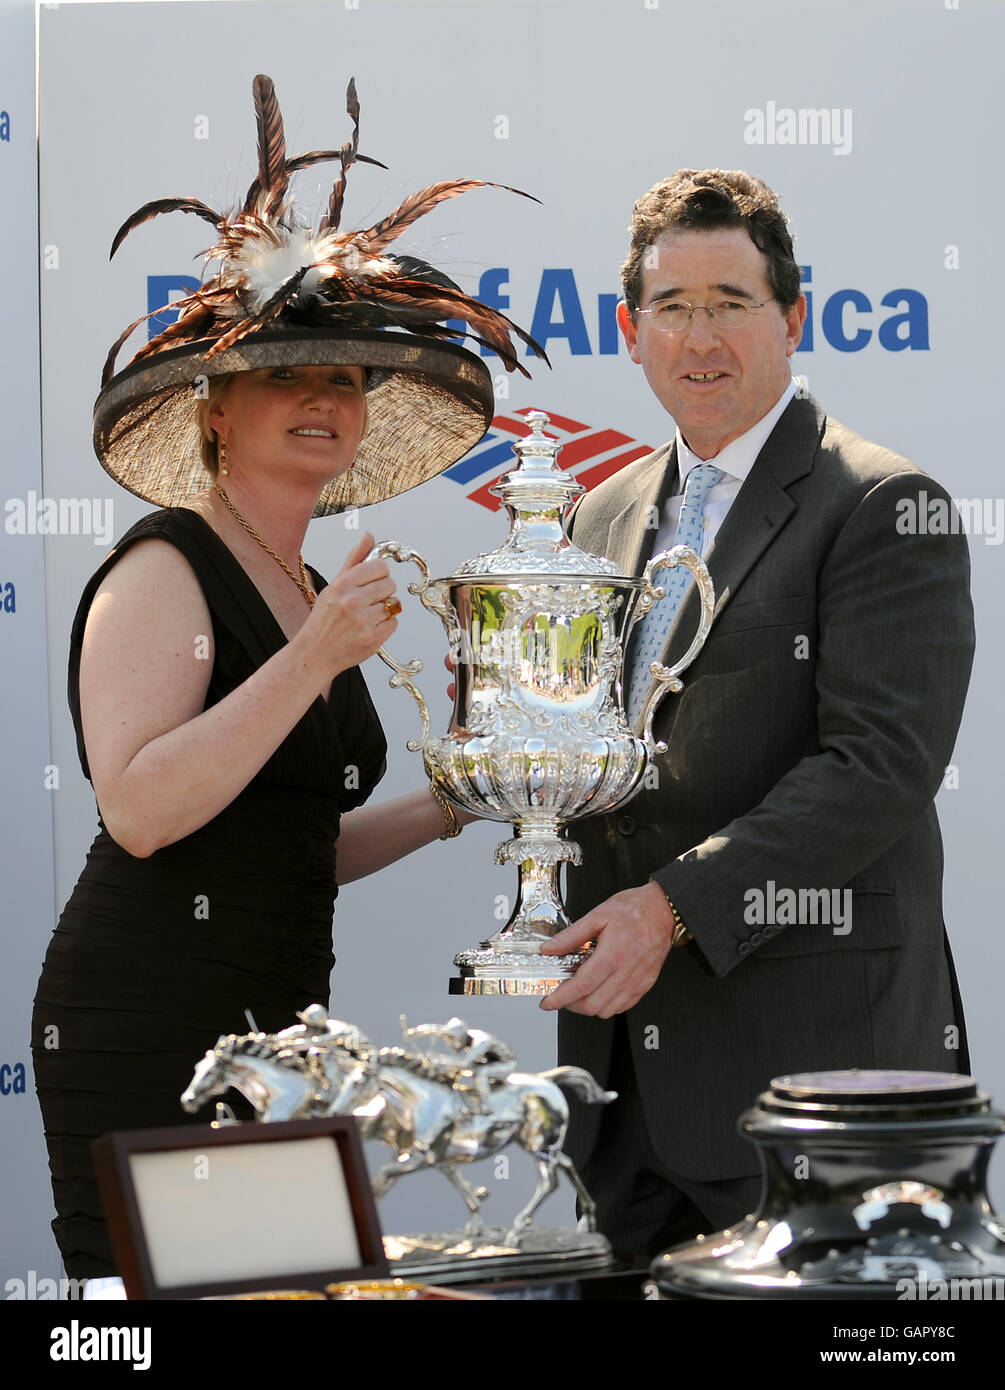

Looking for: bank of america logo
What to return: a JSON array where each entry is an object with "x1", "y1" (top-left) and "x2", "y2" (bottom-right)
[{"x1": 444, "y1": 407, "x2": 654, "y2": 510}]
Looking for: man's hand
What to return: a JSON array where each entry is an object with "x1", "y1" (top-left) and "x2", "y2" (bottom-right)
[{"x1": 539, "y1": 881, "x2": 678, "y2": 1017}]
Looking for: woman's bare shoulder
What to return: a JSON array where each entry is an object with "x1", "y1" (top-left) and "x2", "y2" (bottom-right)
[
  {"x1": 79, "y1": 535, "x2": 218, "y2": 804},
  {"x1": 88, "y1": 534, "x2": 212, "y2": 622},
  {"x1": 81, "y1": 536, "x2": 214, "y2": 697}
]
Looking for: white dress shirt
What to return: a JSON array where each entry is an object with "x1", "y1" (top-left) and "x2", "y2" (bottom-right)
[{"x1": 649, "y1": 377, "x2": 798, "y2": 561}]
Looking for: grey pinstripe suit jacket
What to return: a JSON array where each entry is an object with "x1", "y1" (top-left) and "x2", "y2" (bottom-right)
[{"x1": 558, "y1": 392, "x2": 975, "y2": 1179}]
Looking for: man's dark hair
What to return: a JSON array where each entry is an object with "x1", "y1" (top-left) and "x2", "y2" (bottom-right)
[{"x1": 620, "y1": 169, "x2": 801, "y2": 316}]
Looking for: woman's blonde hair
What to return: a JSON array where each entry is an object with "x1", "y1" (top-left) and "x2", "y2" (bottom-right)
[{"x1": 194, "y1": 369, "x2": 369, "y2": 477}]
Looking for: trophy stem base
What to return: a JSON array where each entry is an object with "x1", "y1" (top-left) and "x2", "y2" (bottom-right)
[
  {"x1": 449, "y1": 976, "x2": 564, "y2": 997},
  {"x1": 449, "y1": 948, "x2": 591, "y2": 996}
]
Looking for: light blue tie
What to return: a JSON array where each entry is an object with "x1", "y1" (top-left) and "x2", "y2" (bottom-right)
[{"x1": 626, "y1": 462, "x2": 724, "y2": 727}]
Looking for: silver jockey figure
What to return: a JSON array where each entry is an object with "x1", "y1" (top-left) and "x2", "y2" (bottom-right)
[
  {"x1": 403, "y1": 1017, "x2": 518, "y2": 1113},
  {"x1": 279, "y1": 1005, "x2": 371, "y2": 1058}
]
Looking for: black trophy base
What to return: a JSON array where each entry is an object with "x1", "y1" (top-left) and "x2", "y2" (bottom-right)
[{"x1": 650, "y1": 1070, "x2": 1005, "y2": 1301}]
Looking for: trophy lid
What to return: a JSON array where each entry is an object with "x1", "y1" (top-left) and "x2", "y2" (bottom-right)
[
  {"x1": 449, "y1": 411, "x2": 626, "y2": 578},
  {"x1": 755, "y1": 1069, "x2": 990, "y2": 1123}
]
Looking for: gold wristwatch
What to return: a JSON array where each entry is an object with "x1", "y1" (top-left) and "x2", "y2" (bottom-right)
[{"x1": 663, "y1": 893, "x2": 692, "y2": 947}]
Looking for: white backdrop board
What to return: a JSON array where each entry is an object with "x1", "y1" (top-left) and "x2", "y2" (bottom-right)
[
  {"x1": 5, "y1": 0, "x2": 1002, "y2": 1285},
  {"x1": 1, "y1": 0, "x2": 61, "y2": 1299}
]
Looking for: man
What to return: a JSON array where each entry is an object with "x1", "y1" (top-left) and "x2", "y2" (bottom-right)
[{"x1": 539, "y1": 170, "x2": 974, "y2": 1258}]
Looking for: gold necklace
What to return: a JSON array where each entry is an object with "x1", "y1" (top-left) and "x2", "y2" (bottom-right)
[{"x1": 213, "y1": 485, "x2": 315, "y2": 607}]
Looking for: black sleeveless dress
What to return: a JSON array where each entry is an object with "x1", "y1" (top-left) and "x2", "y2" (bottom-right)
[{"x1": 31, "y1": 508, "x2": 387, "y2": 1278}]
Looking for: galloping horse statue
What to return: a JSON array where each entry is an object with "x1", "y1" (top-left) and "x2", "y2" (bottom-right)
[
  {"x1": 181, "y1": 1012, "x2": 373, "y2": 1123},
  {"x1": 181, "y1": 1008, "x2": 615, "y2": 1244}
]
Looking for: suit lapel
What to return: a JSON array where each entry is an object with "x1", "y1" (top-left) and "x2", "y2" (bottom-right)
[
  {"x1": 605, "y1": 440, "x2": 678, "y2": 578},
  {"x1": 636, "y1": 395, "x2": 827, "y2": 720}
]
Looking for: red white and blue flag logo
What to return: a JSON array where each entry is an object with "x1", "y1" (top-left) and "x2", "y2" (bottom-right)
[{"x1": 444, "y1": 407, "x2": 655, "y2": 511}]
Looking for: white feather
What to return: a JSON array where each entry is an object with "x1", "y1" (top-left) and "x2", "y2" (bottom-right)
[{"x1": 215, "y1": 222, "x2": 397, "y2": 313}]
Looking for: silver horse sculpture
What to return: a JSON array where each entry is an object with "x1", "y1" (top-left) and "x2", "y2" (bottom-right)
[{"x1": 181, "y1": 1009, "x2": 616, "y2": 1244}]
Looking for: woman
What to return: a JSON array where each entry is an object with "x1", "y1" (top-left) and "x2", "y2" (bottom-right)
[{"x1": 30, "y1": 73, "x2": 541, "y2": 1279}]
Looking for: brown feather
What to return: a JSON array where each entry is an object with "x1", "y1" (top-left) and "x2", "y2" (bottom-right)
[
  {"x1": 350, "y1": 276, "x2": 547, "y2": 368},
  {"x1": 318, "y1": 300, "x2": 518, "y2": 370},
  {"x1": 359, "y1": 179, "x2": 540, "y2": 257},
  {"x1": 243, "y1": 148, "x2": 387, "y2": 210},
  {"x1": 291, "y1": 148, "x2": 387, "y2": 175},
  {"x1": 318, "y1": 77, "x2": 365, "y2": 235},
  {"x1": 100, "y1": 290, "x2": 210, "y2": 383},
  {"x1": 251, "y1": 75, "x2": 288, "y2": 219},
  {"x1": 377, "y1": 316, "x2": 520, "y2": 362},
  {"x1": 102, "y1": 310, "x2": 158, "y2": 385},
  {"x1": 127, "y1": 300, "x2": 216, "y2": 366},
  {"x1": 337, "y1": 279, "x2": 537, "y2": 375},
  {"x1": 109, "y1": 197, "x2": 222, "y2": 259},
  {"x1": 302, "y1": 277, "x2": 540, "y2": 375}
]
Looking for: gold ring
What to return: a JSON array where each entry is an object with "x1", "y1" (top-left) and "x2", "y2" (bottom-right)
[{"x1": 383, "y1": 597, "x2": 402, "y2": 620}]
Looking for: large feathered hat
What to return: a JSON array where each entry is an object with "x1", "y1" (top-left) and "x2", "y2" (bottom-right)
[{"x1": 94, "y1": 75, "x2": 545, "y2": 515}]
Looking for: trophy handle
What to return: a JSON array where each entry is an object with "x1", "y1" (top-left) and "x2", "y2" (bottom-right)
[
  {"x1": 633, "y1": 544, "x2": 716, "y2": 755},
  {"x1": 368, "y1": 541, "x2": 456, "y2": 753}
]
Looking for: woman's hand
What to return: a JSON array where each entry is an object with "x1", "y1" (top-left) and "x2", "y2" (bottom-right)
[{"x1": 295, "y1": 532, "x2": 398, "y2": 681}]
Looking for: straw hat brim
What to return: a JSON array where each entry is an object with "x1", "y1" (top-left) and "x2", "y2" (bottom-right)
[{"x1": 92, "y1": 327, "x2": 495, "y2": 516}]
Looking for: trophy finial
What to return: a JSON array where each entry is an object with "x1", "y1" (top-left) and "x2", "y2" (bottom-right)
[{"x1": 510, "y1": 409, "x2": 563, "y2": 469}]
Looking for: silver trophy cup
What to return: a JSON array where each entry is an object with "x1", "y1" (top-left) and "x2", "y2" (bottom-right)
[{"x1": 372, "y1": 411, "x2": 715, "y2": 994}]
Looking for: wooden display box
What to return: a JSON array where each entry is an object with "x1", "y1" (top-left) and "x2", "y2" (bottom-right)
[{"x1": 93, "y1": 1116, "x2": 388, "y2": 1300}]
